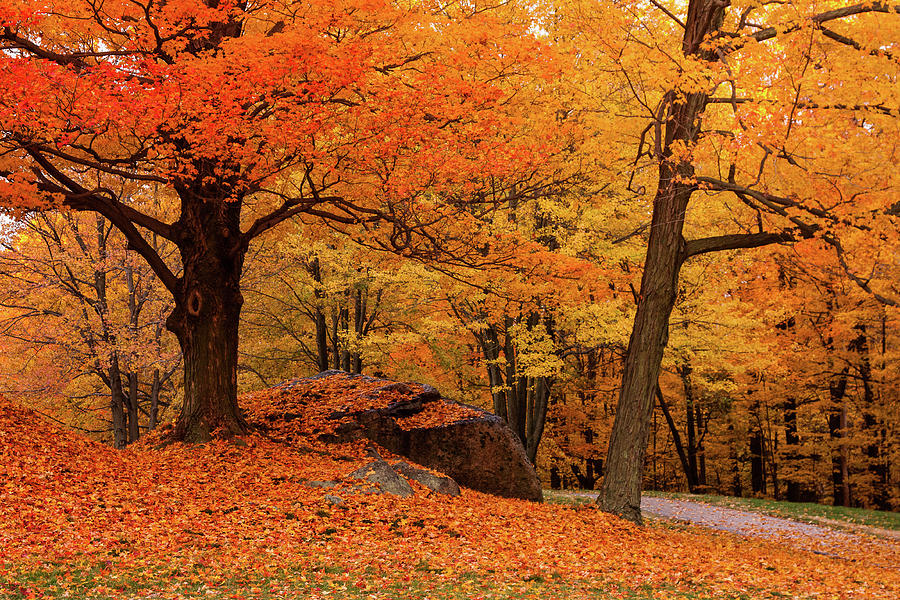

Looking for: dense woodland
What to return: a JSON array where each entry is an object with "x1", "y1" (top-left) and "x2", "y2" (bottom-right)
[{"x1": 0, "y1": 0, "x2": 897, "y2": 515}]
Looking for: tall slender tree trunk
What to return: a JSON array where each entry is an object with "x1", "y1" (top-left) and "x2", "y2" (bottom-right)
[
  {"x1": 149, "y1": 368, "x2": 161, "y2": 431},
  {"x1": 729, "y1": 423, "x2": 743, "y2": 497},
  {"x1": 852, "y1": 325, "x2": 889, "y2": 509},
  {"x1": 166, "y1": 192, "x2": 247, "y2": 442},
  {"x1": 109, "y1": 355, "x2": 128, "y2": 450},
  {"x1": 308, "y1": 257, "x2": 330, "y2": 373},
  {"x1": 680, "y1": 364, "x2": 700, "y2": 491},
  {"x1": 597, "y1": 0, "x2": 727, "y2": 523},
  {"x1": 828, "y1": 373, "x2": 851, "y2": 506},
  {"x1": 696, "y1": 403, "x2": 707, "y2": 487},
  {"x1": 126, "y1": 371, "x2": 140, "y2": 443},
  {"x1": 655, "y1": 384, "x2": 693, "y2": 490},
  {"x1": 331, "y1": 308, "x2": 341, "y2": 371},
  {"x1": 784, "y1": 396, "x2": 804, "y2": 502},
  {"x1": 750, "y1": 428, "x2": 767, "y2": 494}
]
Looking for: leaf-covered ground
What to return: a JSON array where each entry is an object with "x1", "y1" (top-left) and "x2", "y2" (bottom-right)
[{"x1": 1, "y1": 378, "x2": 898, "y2": 599}]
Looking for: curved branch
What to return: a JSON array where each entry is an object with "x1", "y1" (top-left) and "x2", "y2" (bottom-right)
[
  {"x1": 25, "y1": 150, "x2": 178, "y2": 294},
  {"x1": 25, "y1": 148, "x2": 175, "y2": 240},
  {"x1": 751, "y1": 2, "x2": 900, "y2": 43},
  {"x1": 29, "y1": 142, "x2": 167, "y2": 184},
  {"x1": 829, "y1": 236, "x2": 899, "y2": 307}
]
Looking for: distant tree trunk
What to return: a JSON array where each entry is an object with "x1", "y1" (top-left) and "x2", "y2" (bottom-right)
[
  {"x1": 108, "y1": 354, "x2": 128, "y2": 450},
  {"x1": 851, "y1": 325, "x2": 890, "y2": 509},
  {"x1": 731, "y1": 453, "x2": 742, "y2": 496},
  {"x1": 550, "y1": 466, "x2": 562, "y2": 489},
  {"x1": 696, "y1": 402, "x2": 707, "y2": 488},
  {"x1": 679, "y1": 363, "x2": 702, "y2": 491},
  {"x1": 827, "y1": 372, "x2": 851, "y2": 506},
  {"x1": 466, "y1": 313, "x2": 552, "y2": 466},
  {"x1": 330, "y1": 308, "x2": 342, "y2": 371},
  {"x1": 149, "y1": 368, "x2": 161, "y2": 431},
  {"x1": 126, "y1": 371, "x2": 140, "y2": 443},
  {"x1": 339, "y1": 305, "x2": 351, "y2": 372},
  {"x1": 571, "y1": 457, "x2": 602, "y2": 490},
  {"x1": 351, "y1": 289, "x2": 364, "y2": 374},
  {"x1": 655, "y1": 384, "x2": 693, "y2": 490},
  {"x1": 726, "y1": 422, "x2": 742, "y2": 496},
  {"x1": 308, "y1": 257, "x2": 330, "y2": 373},
  {"x1": 783, "y1": 395, "x2": 803, "y2": 502},
  {"x1": 524, "y1": 376, "x2": 550, "y2": 465},
  {"x1": 750, "y1": 428, "x2": 766, "y2": 495},
  {"x1": 764, "y1": 402, "x2": 779, "y2": 500}
]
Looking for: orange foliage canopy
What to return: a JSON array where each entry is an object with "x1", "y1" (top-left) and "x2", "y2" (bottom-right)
[
  {"x1": 0, "y1": 0, "x2": 572, "y2": 441},
  {"x1": 1, "y1": 382, "x2": 898, "y2": 598}
]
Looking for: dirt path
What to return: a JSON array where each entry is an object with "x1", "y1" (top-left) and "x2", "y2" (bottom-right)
[{"x1": 551, "y1": 491, "x2": 899, "y2": 567}]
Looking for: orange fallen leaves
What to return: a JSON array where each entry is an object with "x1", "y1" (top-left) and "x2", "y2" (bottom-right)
[
  {"x1": 395, "y1": 400, "x2": 483, "y2": 431},
  {"x1": 1, "y1": 387, "x2": 898, "y2": 599}
]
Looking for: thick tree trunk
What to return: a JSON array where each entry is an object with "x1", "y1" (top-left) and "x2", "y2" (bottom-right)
[
  {"x1": 597, "y1": 173, "x2": 689, "y2": 522},
  {"x1": 597, "y1": 0, "x2": 727, "y2": 523},
  {"x1": 166, "y1": 193, "x2": 247, "y2": 442}
]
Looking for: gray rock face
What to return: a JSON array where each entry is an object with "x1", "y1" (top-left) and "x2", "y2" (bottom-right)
[
  {"x1": 309, "y1": 372, "x2": 542, "y2": 502},
  {"x1": 391, "y1": 413, "x2": 542, "y2": 502},
  {"x1": 392, "y1": 461, "x2": 461, "y2": 497},
  {"x1": 348, "y1": 459, "x2": 414, "y2": 497}
]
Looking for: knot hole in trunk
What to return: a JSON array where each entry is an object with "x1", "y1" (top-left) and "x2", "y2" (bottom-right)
[{"x1": 187, "y1": 289, "x2": 203, "y2": 317}]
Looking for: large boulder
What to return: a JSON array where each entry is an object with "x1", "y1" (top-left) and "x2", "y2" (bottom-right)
[{"x1": 256, "y1": 370, "x2": 542, "y2": 502}]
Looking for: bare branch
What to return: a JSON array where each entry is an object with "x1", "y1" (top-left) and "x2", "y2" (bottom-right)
[{"x1": 683, "y1": 231, "x2": 792, "y2": 259}]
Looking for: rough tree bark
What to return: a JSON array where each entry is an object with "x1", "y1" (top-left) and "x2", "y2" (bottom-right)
[
  {"x1": 596, "y1": 0, "x2": 832, "y2": 523},
  {"x1": 598, "y1": 0, "x2": 731, "y2": 523},
  {"x1": 165, "y1": 191, "x2": 248, "y2": 442}
]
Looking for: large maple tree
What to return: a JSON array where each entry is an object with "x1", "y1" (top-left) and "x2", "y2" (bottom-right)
[
  {"x1": 592, "y1": 0, "x2": 900, "y2": 521},
  {"x1": 0, "y1": 0, "x2": 558, "y2": 441}
]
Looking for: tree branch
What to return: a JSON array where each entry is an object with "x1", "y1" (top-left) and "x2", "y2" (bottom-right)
[
  {"x1": 829, "y1": 236, "x2": 899, "y2": 307},
  {"x1": 25, "y1": 150, "x2": 178, "y2": 294},
  {"x1": 751, "y1": 2, "x2": 900, "y2": 43},
  {"x1": 648, "y1": 0, "x2": 686, "y2": 28},
  {"x1": 683, "y1": 231, "x2": 792, "y2": 259}
]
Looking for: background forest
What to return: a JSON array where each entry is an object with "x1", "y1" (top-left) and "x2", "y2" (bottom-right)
[
  {"x1": 0, "y1": 0, "x2": 897, "y2": 513},
  {"x1": 3, "y1": 193, "x2": 896, "y2": 510}
]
